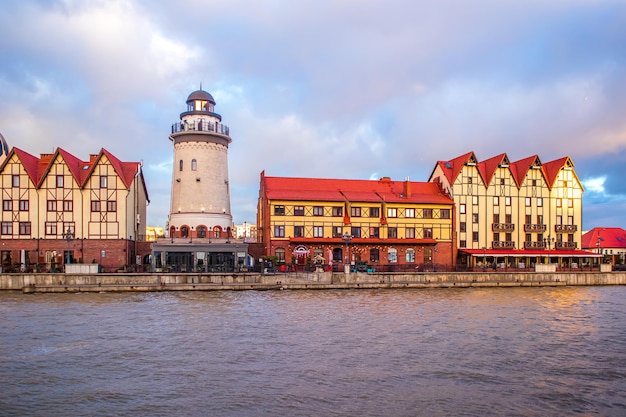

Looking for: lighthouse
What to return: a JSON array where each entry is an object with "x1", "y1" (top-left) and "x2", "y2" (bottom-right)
[
  {"x1": 152, "y1": 88, "x2": 247, "y2": 273},
  {"x1": 168, "y1": 88, "x2": 233, "y2": 240}
]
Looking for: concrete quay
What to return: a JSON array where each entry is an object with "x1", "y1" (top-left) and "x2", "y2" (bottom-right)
[{"x1": 1, "y1": 271, "x2": 625, "y2": 293}]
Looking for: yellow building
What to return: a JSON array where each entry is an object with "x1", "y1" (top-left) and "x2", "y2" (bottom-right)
[
  {"x1": 0, "y1": 147, "x2": 149, "y2": 272},
  {"x1": 257, "y1": 172, "x2": 455, "y2": 271},
  {"x1": 429, "y1": 151, "x2": 599, "y2": 270}
]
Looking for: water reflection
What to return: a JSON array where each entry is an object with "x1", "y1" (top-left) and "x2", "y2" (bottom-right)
[{"x1": 1, "y1": 287, "x2": 625, "y2": 416}]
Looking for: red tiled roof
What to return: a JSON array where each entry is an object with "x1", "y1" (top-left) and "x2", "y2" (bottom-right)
[
  {"x1": 477, "y1": 153, "x2": 507, "y2": 187},
  {"x1": 262, "y1": 176, "x2": 454, "y2": 205},
  {"x1": 432, "y1": 151, "x2": 475, "y2": 186},
  {"x1": 541, "y1": 156, "x2": 569, "y2": 188},
  {"x1": 3, "y1": 146, "x2": 140, "y2": 191},
  {"x1": 582, "y1": 227, "x2": 626, "y2": 250},
  {"x1": 509, "y1": 155, "x2": 541, "y2": 187}
]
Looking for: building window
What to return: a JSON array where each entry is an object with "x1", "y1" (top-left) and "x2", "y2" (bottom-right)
[
  {"x1": 505, "y1": 197, "x2": 511, "y2": 206},
  {"x1": 100, "y1": 176, "x2": 108, "y2": 188},
  {"x1": 493, "y1": 232, "x2": 500, "y2": 242},
  {"x1": 19, "y1": 222, "x2": 31, "y2": 235},
  {"x1": 351, "y1": 207, "x2": 361, "y2": 217},
  {"x1": 440, "y1": 209, "x2": 450, "y2": 219},
  {"x1": 532, "y1": 179, "x2": 537, "y2": 186},
  {"x1": 505, "y1": 232, "x2": 512, "y2": 242},
  {"x1": 63, "y1": 222, "x2": 75, "y2": 235},
  {"x1": 369, "y1": 207, "x2": 380, "y2": 218},
  {"x1": 406, "y1": 248, "x2": 415, "y2": 263},
  {"x1": 472, "y1": 196, "x2": 478, "y2": 205},
  {"x1": 505, "y1": 214, "x2": 512, "y2": 223},
  {"x1": 568, "y1": 199, "x2": 573, "y2": 208},
  {"x1": 568, "y1": 215, "x2": 574, "y2": 225},
  {"x1": 313, "y1": 206, "x2": 324, "y2": 216},
  {"x1": 405, "y1": 208, "x2": 415, "y2": 218},
  {"x1": 56, "y1": 175, "x2": 64, "y2": 188},
  {"x1": 467, "y1": 177, "x2": 473, "y2": 184},
  {"x1": 537, "y1": 198, "x2": 543, "y2": 207},
  {"x1": 388, "y1": 248, "x2": 397, "y2": 263},
  {"x1": 274, "y1": 205, "x2": 285, "y2": 216},
  {"x1": 293, "y1": 225, "x2": 304, "y2": 237},
  {"x1": 525, "y1": 233, "x2": 531, "y2": 242},
  {"x1": 332, "y1": 207, "x2": 343, "y2": 217},
  {"x1": 332, "y1": 226, "x2": 343, "y2": 238},
  {"x1": 525, "y1": 214, "x2": 532, "y2": 224},
  {"x1": 423, "y1": 228, "x2": 433, "y2": 238},
  {"x1": 472, "y1": 213, "x2": 479, "y2": 223},
  {"x1": 197, "y1": 226, "x2": 207, "y2": 238},
  {"x1": 405, "y1": 227, "x2": 415, "y2": 238},
  {"x1": 493, "y1": 196, "x2": 499, "y2": 206},
  {"x1": 2, "y1": 200, "x2": 12, "y2": 211},
  {"x1": 493, "y1": 213, "x2": 500, "y2": 223},
  {"x1": 556, "y1": 199, "x2": 562, "y2": 208},
  {"x1": 107, "y1": 201, "x2": 117, "y2": 212},
  {"x1": 388, "y1": 227, "x2": 398, "y2": 238},
  {"x1": 91, "y1": 200, "x2": 101, "y2": 212},
  {"x1": 63, "y1": 200, "x2": 73, "y2": 212},
  {"x1": 423, "y1": 208, "x2": 433, "y2": 219},
  {"x1": 294, "y1": 206, "x2": 305, "y2": 216},
  {"x1": 1, "y1": 222, "x2": 12, "y2": 235},
  {"x1": 12, "y1": 175, "x2": 19, "y2": 187},
  {"x1": 191, "y1": 159, "x2": 197, "y2": 171},
  {"x1": 460, "y1": 204, "x2": 466, "y2": 214},
  {"x1": 525, "y1": 197, "x2": 531, "y2": 207},
  {"x1": 179, "y1": 160, "x2": 183, "y2": 171},
  {"x1": 274, "y1": 225, "x2": 285, "y2": 237},
  {"x1": 47, "y1": 200, "x2": 57, "y2": 212},
  {"x1": 313, "y1": 226, "x2": 324, "y2": 237},
  {"x1": 500, "y1": 178, "x2": 505, "y2": 185},
  {"x1": 45, "y1": 222, "x2": 57, "y2": 236},
  {"x1": 387, "y1": 208, "x2": 397, "y2": 218},
  {"x1": 19, "y1": 200, "x2": 28, "y2": 211},
  {"x1": 472, "y1": 231, "x2": 479, "y2": 242},
  {"x1": 460, "y1": 240, "x2": 466, "y2": 248},
  {"x1": 370, "y1": 248, "x2": 380, "y2": 263},
  {"x1": 351, "y1": 226, "x2": 361, "y2": 238},
  {"x1": 369, "y1": 227, "x2": 379, "y2": 238},
  {"x1": 460, "y1": 222, "x2": 466, "y2": 232},
  {"x1": 275, "y1": 248, "x2": 285, "y2": 263},
  {"x1": 537, "y1": 215, "x2": 543, "y2": 224}
]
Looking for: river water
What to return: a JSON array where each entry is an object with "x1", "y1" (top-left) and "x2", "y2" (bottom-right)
[{"x1": 1, "y1": 286, "x2": 625, "y2": 417}]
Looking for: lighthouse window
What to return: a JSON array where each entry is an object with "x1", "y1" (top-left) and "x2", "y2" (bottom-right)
[
  {"x1": 179, "y1": 160, "x2": 183, "y2": 171},
  {"x1": 191, "y1": 159, "x2": 197, "y2": 171}
]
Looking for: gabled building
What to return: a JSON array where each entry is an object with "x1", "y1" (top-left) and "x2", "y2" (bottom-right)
[
  {"x1": 257, "y1": 172, "x2": 455, "y2": 271},
  {"x1": 0, "y1": 147, "x2": 149, "y2": 272},
  {"x1": 429, "y1": 151, "x2": 600, "y2": 270}
]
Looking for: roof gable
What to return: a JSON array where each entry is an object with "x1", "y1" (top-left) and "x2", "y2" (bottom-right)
[{"x1": 509, "y1": 155, "x2": 543, "y2": 187}]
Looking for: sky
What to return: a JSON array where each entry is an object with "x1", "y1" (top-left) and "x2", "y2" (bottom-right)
[{"x1": 1, "y1": 0, "x2": 625, "y2": 231}]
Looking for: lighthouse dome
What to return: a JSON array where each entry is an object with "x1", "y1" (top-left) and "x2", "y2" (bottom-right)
[{"x1": 186, "y1": 90, "x2": 216, "y2": 105}]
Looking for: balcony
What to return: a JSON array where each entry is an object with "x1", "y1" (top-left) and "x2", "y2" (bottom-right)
[
  {"x1": 524, "y1": 224, "x2": 547, "y2": 233},
  {"x1": 492, "y1": 223, "x2": 515, "y2": 232},
  {"x1": 555, "y1": 241, "x2": 577, "y2": 250},
  {"x1": 555, "y1": 224, "x2": 577, "y2": 233},
  {"x1": 524, "y1": 241, "x2": 546, "y2": 249},
  {"x1": 492, "y1": 241, "x2": 515, "y2": 249},
  {"x1": 171, "y1": 121, "x2": 230, "y2": 136}
]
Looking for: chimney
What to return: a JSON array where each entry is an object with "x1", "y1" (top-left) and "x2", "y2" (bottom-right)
[{"x1": 403, "y1": 179, "x2": 412, "y2": 198}]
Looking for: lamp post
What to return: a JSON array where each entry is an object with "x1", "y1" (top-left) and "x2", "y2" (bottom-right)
[
  {"x1": 482, "y1": 246, "x2": 487, "y2": 272},
  {"x1": 433, "y1": 245, "x2": 438, "y2": 272},
  {"x1": 342, "y1": 233, "x2": 352, "y2": 274},
  {"x1": 63, "y1": 228, "x2": 74, "y2": 267}
]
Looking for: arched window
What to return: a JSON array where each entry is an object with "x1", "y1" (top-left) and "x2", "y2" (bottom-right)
[
  {"x1": 333, "y1": 248, "x2": 343, "y2": 263},
  {"x1": 180, "y1": 226, "x2": 189, "y2": 238},
  {"x1": 191, "y1": 159, "x2": 197, "y2": 171},
  {"x1": 406, "y1": 248, "x2": 415, "y2": 263},
  {"x1": 179, "y1": 160, "x2": 183, "y2": 171},
  {"x1": 388, "y1": 248, "x2": 397, "y2": 263},
  {"x1": 213, "y1": 226, "x2": 222, "y2": 239},
  {"x1": 370, "y1": 248, "x2": 380, "y2": 263},
  {"x1": 197, "y1": 225, "x2": 207, "y2": 238}
]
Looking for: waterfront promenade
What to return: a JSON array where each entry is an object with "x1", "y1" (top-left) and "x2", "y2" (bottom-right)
[{"x1": 1, "y1": 270, "x2": 625, "y2": 293}]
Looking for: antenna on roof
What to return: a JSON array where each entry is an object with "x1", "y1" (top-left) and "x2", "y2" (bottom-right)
[{"x1": 200, "y1": 82, "x2": 202, "y2": 91}]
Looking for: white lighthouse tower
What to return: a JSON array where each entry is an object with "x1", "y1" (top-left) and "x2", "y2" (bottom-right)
[{"x1": 168, "y1": 88, "x2": 233, "y2": 240}]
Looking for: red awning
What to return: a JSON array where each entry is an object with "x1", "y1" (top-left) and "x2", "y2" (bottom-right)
[{"x1": 460, "y1": 249, "x2": 602, "y2": 258}]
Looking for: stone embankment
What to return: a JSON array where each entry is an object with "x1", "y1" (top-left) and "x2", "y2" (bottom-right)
[{"x1": 1, "y1": 271, "x2": 625, "y2": 293}]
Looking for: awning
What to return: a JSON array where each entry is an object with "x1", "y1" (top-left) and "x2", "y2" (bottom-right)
[{"x1": 460, "y1": 249, "x2": 602, "y2": 258}]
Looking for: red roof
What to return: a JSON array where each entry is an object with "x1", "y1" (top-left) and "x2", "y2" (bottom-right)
[
  {"x1": 432, "y1": 151, "x2": 575, "y2": 190},
  {"x1": 262, "y1": 175, "x2": 454, "y2": 205},
  {"x1": 582, "y1": 227, "x2": 626, "y2": 250},
  {"x1": 1, "y1": 146, "x2": 141, "y2": 191}
]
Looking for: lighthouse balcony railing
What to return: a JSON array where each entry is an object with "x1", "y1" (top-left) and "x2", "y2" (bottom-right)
[{"x1": 171, "y1": 121, "x2": 230, "y2": 136}]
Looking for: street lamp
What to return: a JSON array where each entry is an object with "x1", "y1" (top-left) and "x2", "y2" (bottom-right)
[
  {"x1": 63, "y1": 228, "x2": 74, "y2": 266},
  {"x1": 342, "y1": 233, "x2": 352, "y2": 273},
  {"x1": 482, "y1": 246, "x2": 487, "y2": 272}
]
